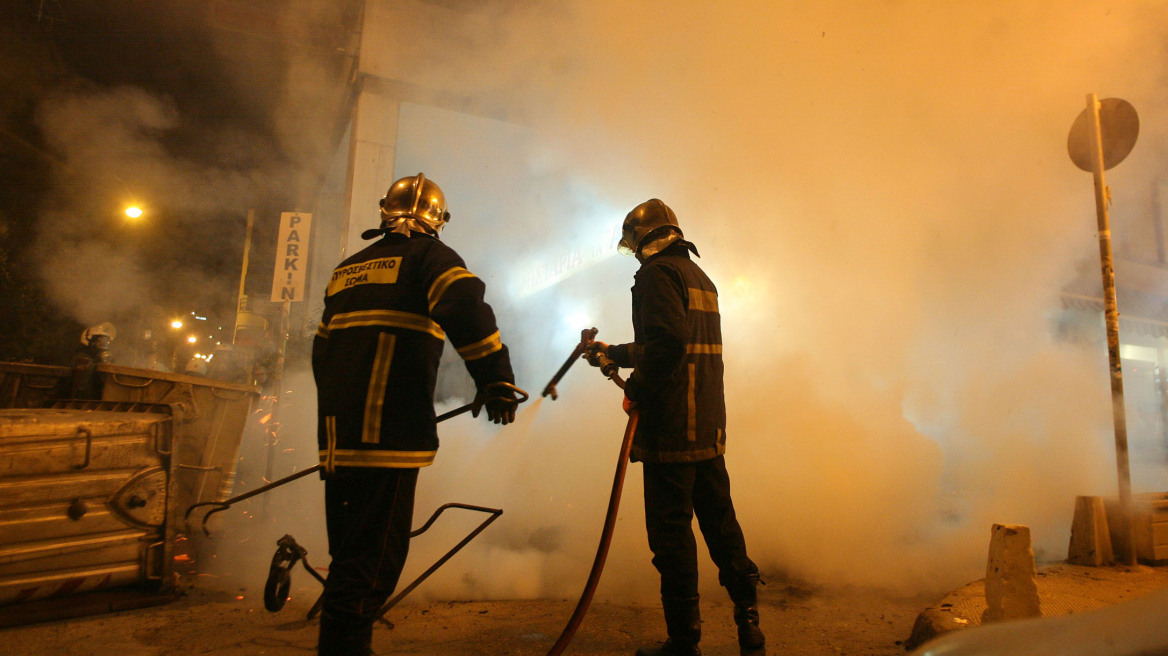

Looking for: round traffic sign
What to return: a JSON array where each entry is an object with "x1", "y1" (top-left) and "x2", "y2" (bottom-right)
[{"x1": 1067, "y1": 98, "x2": 1139, "y2": 172}]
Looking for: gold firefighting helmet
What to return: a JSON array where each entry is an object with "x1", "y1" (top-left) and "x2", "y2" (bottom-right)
[
  {"x1": 378, "y1": 173, "x2": 450, "y2": 235},
  {"x1": 618, "y1": 199, "x2": 682, "y2": 259}
]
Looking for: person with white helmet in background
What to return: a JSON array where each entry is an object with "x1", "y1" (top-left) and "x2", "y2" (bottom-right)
[
  {"x1": 68, "y1": 322, "x2": 116, "y2": 398},
  {"x1": 311, "y1": 173, "x2": 517, "y2": 656}
]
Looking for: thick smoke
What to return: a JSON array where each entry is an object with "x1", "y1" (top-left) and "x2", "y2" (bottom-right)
[
  {"x1": 26, "y1": 0, "x2": 352, "y2": 338},
  {"x1": 354, "y1": 0, "x2": 1168, "y2": 597},
  {"x1": 30, "y1": 1, "x2": 1168, "y2": 606}
]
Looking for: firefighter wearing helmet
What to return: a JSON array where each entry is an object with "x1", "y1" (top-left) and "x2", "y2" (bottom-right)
[
  {"x1": 67, "y1": 322, "x2": 116, "y2": 399},
  {"x1": 367, "y1": 171, "x2": 451, "y2": 238},
  {"x1": 588, "y1": 199, "x2": 765, "y2": 656},
  {"x1": 312, "y1": 173, "x2": 517, "y2": 656}
]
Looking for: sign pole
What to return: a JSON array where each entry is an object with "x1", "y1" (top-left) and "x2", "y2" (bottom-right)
[
  {"x1": 1086, "y1": 92, "x2": 1137, "y2": 565},
  {"x1": 263, "y1": 211, "x2": 312, "y2": 515},
  {"x1": 234, "y1": 209, "x2": 255, "y2": 325},
  {"x1": 263, "y1": 299, "x2": 291, "y2": 514}
]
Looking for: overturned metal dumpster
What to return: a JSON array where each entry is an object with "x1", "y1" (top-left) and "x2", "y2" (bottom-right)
[
  {"x1": 0, "y1": 363, "x2": 258, "y2": 623},
  {"x1": 0, "y1": 362, "x2": 73, "y2": 409}
]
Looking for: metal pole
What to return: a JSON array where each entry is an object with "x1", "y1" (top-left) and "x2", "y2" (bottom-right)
[
  {"x1": 234, "y1": 209, "x2": 256, "y2": 332},
  {"x1": 263, "y1": 299, "x2": 291, "y2": 515},
  {"x1": 1087, "y1": 92, "x2": 1137, "y2": 566}
]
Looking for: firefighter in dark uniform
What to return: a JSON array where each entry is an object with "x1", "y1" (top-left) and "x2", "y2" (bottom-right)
[
  {"x1": 311, "y1": 173, "x2": 517, "y2": 656},
  {"x1": 587, "y1": 199, "x2": 765, "y2": 656}
]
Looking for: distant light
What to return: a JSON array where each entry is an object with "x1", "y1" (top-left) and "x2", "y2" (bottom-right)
[
  {"x1": 187, "y1": 336, "x2": 198, "y2": 344},
  {"x1": 194, "y1": 315, "x2": 207, "y2": 321},
  {"x1": 171, "y1": 320, "x2": 183, "y2": 329},
  {"x1": 125, "y1": 206, "x2": 143, "y2": 219},
  {"x1": 565, "y1": 309, "x2": 591, "y2": 331}
]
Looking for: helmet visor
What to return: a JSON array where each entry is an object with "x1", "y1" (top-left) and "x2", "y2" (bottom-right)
[
  {"x1": 617, "y1": 236, "x2": 637, "y2": 257},
  {"x1": 617, "y1": 215, "x2": 638, "y2": 256}
]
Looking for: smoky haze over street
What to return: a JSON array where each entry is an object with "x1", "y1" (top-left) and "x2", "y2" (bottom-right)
[{"x1": 10, "y1": 0, "x2": 1168, "y2": 608}]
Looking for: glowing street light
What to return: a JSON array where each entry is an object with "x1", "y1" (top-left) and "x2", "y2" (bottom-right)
[
  {"x1": 125, "y1": 206, "x2": 144, "y2": 219},
  {"x1": 187, "y1": 336, "x2": 198, "y2": 344},
  {"x1": 171, "y1": 320, "x2": 184, "y2": 329}
]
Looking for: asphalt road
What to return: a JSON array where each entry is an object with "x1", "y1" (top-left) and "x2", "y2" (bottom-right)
[{"x1": 1, "y1": 577, "x2": 934, "y2": 656}]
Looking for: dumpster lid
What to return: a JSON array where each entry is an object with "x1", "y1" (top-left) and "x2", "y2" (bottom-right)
[{"x1": 94, "y1": 364, "x2": 260, "y2": 395}]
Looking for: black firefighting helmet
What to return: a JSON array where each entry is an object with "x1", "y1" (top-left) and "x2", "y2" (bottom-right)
[
  {"x1": 376, "y1": 173, "x2": 450, "y2": 236},
  {"x1": 618, "y1": 199, "x2": 684, "y2": 259}
]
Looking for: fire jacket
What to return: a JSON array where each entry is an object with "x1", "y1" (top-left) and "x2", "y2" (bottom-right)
[
  {"x1": 606, "y1": 241, "x2": 727, "y2": 463},
  {"x1": 312, "y1": 232, "x2": 514, "y2": 473}
]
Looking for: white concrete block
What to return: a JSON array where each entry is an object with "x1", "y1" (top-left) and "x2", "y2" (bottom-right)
[
  {"x1": 982, "y1": 523, "x2": 1041, "y2": 623},
  {"x1": 1068, "y1": 495, "x2": 1114, "y2": 566}
]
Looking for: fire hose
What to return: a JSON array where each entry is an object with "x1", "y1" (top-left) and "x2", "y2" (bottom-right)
[{"x1": 543, "y1": 333, "x2": 635, "y2": 656}]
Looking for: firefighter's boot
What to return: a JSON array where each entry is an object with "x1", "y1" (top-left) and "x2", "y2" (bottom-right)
[
  {"x1": 635, "y1": 595, "x2": 702, "y2": 656},
  {"x1": 728, "y1": 575, "x2": 765, "y2": 655},
  {"x1": 318, "y1": 613, "x2": 373, "y2": 656}
]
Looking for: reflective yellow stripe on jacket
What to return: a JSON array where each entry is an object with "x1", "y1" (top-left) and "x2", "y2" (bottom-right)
[
  {"x1": 427, "y1": 266, "x2": 476, "y2": 311},
  {"x1": 688, "y1": 288, "x2": 719, "y2": 313},
  {"x1": 456, "y1": 330, "x2": 503, "y2": 361},
  {"x1": 318, "y1": 447, "x2": 437, "y2": 469},
  {"x1": 317, "y1": 309, "x2": 445, "y2": 341},
  {"x1": 362, "y1": 333, "x2": 395, "y2": 444}
]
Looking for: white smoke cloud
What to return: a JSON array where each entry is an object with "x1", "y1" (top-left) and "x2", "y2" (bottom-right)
[
  {"x1": 45, "y1": 0, "x2": 1168, "y2": 606},
  {"x1": 344, "y1": 0, "x2": 1168, "y2": 597}
]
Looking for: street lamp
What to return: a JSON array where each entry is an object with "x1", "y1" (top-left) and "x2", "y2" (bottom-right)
[{"x1": 125, "y1": 205, "x2": 144, "y2": 219}]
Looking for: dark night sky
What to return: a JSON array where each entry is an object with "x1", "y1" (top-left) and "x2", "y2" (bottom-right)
[{"x1": 0, "y1": 0, "x2": 358, "y2": 363}]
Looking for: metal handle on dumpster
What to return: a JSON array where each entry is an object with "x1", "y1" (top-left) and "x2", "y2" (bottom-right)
[
  {"x1": 74, "y1": 427, "x2": 92, "y2": 470},
  {"x1": 177, "y1": 464, "x2": 223, "y2": 472},
  {"x1": 143, "y1": 540, "x2": 166, "y2": 581},
  {"x1": 176, "y1": 463, "x2": 225, "y2": 511},
  {"x1": 154, "y1": 417, "x2": 175, "y2": 458},
  {"x1": 109, "y1": 373, "x2": 155, "y2": 388},
  {"x1": 211, "y1": 387, "x2": 253, "y2": 401}
]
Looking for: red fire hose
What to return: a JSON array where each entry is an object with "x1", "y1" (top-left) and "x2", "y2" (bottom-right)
[{"x1": 544, "y1": 348, "x2": 634, "y2": 656}]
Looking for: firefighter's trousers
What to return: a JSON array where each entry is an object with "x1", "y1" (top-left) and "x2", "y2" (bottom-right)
[
  {"x1": 319, "y1": 467, "x2": 418, "y2": 656},
  {"x1": 642, "y1": 455, "x2": 759, "y2": 599}
]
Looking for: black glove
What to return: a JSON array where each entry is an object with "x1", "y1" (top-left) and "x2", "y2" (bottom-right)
[
  {"x1": 583, "y1": 341, "x2": 609, "y2": 367},
  {"x1": 486, "y1": 396, "x2": 517, "y2": 425},
  {"x1": 473, "y1": 382, "x2": 518, "y2": 425}
]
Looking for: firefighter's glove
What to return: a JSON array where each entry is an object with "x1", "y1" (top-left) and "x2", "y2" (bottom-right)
[
  {"x1": 473, "y1": 382, "x2": 518, "y2": 425},
  {"x1": 486, "y1": 396, "x2": 517, "y2": 425},
  {"x1": 583, "y1": 341, "x2": 609, "y2": 368},
  {"x1": 622, "y1": 395, "x2": 637, "y2": 416}
]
